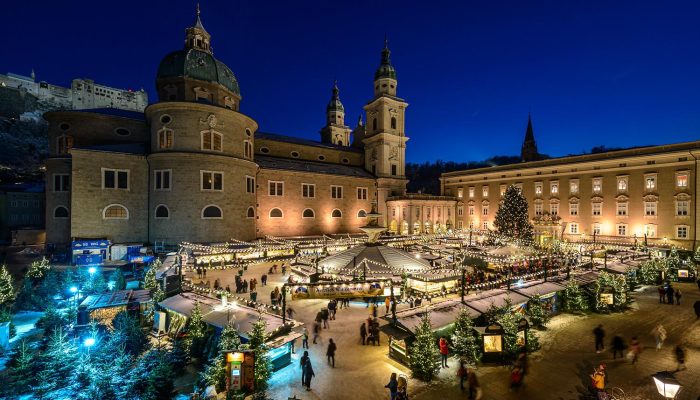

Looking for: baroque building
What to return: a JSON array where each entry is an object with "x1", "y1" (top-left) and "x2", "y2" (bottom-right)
[{"x1": 44, "y1": 7, "x2": 456, "y2": 246}]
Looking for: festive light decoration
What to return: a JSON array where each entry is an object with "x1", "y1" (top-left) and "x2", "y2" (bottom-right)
[
  {"x1": 408, "y1": 313, "x2": 441, "y2": 381},
  {"x1": 0, "y1": 265, "x2": 15, "y2": 305},
  {"x1": 561, "y1": 279, "x2": 588, "y2": 313},
  {"x1": 187, "y1": 301, "x2": 206, "y2": 340},
  {"x1": 26, "y1": 257, "x2": 51, "y2": 280},
  {"x1": 247, "y1": 314, "x2": 272, "y2": 392},
  {"x1": 451, "y1": 308, "x2": 482, "y2": 365},
  {"x1": 494, "y1": 186, "x2": 535, "y2": 242},
  {"x1": 525, "y1": 294, "x2": 550, "y2": 328}
]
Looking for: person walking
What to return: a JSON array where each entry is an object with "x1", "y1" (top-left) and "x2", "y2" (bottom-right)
[
  {"x1": 612, "y1": 335, "x2": 625, "y2": 360},
  {"x1": 326, "y1": 338, "x2": 337, "y2": 368},
  {"x1": 666, "y1": 285, "x2": 675, "y2": 305},
  {"x1": 328, "y1": 299, "x2": 337, "y2": 320},
  {"x1": 396, "y1": 375, "x2": 408, "y2": 400},
  {"x1": 313, "y1": 321, "x2": 322, "y2": 344},
  {"x1": 467, "y1": 367, "x2": 481, "y2": 400},
  {"x1": 321, "y1": 308, "x2": 330, "y2": 329},
  {"x1": 457, "y1": 361, "x2": 467, "y2": 390},
  {"x1": 300, "y1": 351, "x2": 309, "y2": 385},
  {"x1": 628, "y1": 336, "x2": 641, "y2": 364},
  {"x1": 439, "y1": 336, "x2": 449, "y2": 368},
  {"x1": 674, "y1": 345, "x2": 686, "y2": 371},
  {"x1": 385, "y1": 373, "x2": 398, "y2": 400},
  {"x1": 593, "y1": 324, "x2": 606, "y2": 353},
  {"x1": 590, "y1": 364, "x2": 606, "y2": 399},
  {"x1": 302, "y1": 357, "x2": 315, "y2": 391},
  {"x1": 371, "y1": 323, "x2": 380, "y2": 346},
  {"x1": 302, "y1": 327, "x2": 309, "y2": 349},
  {"x1": 360, "y1": 322, "x2": 367, "y2": 345},
  {"x1": 658, "y1": 286, "x2": 666, "y2": 303},
  {"x1": 694, "y1": 300, "x2": 700, "y2": 319},
  {"x1": 651, "y1": 324, "x2": 667, "y2": 350},
  {"x1": 675, "y1": 288, "x2": 682, "y2": 305},
  {"x1": 385, "y1": 296, "x2": 391, "y2": 314},
  {"x1": 261, "y1": 274, "x2": 267, "y2": 286}
]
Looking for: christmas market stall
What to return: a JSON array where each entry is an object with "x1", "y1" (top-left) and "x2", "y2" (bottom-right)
[
  {"x1": 77, "y1": 289, "x2": 152, "y2": 326},
  {"x1": 406, "y1": 269, "x2": 462, "y2": 295},
  {"x1": 463, "y1": 289, "x2": 530, "y2": 323},
  {"x1": 159, "y1": 292, "x2": 301, "y2": 371},
  {"x1": 511, "y1": 280, "x2": 567, "y2": 315}
]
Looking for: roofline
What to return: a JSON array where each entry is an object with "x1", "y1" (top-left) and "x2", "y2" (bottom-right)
[
  {"x1": 442, "y1": 139, "x2": 700, "y2": 178},
  {"x1": 43, "y1": 109, "x2": 145, "y2": 122}
]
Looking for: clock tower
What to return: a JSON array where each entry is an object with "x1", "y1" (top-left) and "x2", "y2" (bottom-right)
[
  {"x1": 363, "y1": 39, "x2": 409, "y2": 226},
  {"x1": 320, "y1": 81, "x2": 352, "y2": 146}
]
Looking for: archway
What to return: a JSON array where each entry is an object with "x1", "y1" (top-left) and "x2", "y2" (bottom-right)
[{"x1": 389, "y1": 220, "x2": 398, "y2": 233}]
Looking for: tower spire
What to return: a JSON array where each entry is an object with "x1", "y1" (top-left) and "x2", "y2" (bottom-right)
[
  {"x1": 521, "y1": 113, "x2": 539, "y2": 162},
  {"x1": 185, "y1": 2, "x2": 211, "y2": 53}
]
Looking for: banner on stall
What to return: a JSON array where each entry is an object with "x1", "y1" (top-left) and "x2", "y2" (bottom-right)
[{"x1": 291, "y1": 283, "x2": 384, "y2": 299}]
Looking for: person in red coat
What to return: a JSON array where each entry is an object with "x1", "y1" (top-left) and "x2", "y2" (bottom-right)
[{"x1": 439, "y1": 336, "x2": 449, "y2": 368}]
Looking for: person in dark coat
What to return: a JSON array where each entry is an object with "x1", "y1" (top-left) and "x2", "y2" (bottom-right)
[
  {"x1": 302, "y1": 357, "x2": 315, "y2": 391},
  {"x1": 658, "y1": 286, "x2": 666, "y2": 303},
  {"x1": 385, "y1": 372, "x2": 398, "y2": 400},
  {"x1": 360, "y1": 322, "x2": 367, "y2": 345},
  {"x1": 612, "y1": 335, "x2": 625, "y2": 360},
  {"x1": 694, "y1": 300, "x2": 700, "y2": 319},
  {"x1": 300, "y1": 351, "x2": 309, "y2": 385},
  {"x1": 593, "y1": 324, "x2": 605, "y2": 353},
  {"x1": 666, "y1": 286, "x2": 675, "y2": 305},
  {"x1": 326, "y1": 338, "x2": 337, "y2": 367}
]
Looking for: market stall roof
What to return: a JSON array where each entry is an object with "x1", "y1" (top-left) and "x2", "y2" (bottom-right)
[
  {"x1": 378, "y1": 323, "x2": 413, "y2": 341},
  {"x1": 571, "y1": 271, "x2": 601, "y2": 285},
  {"x1": 390, "y1": 299, "x2": 479, "y2": 334},
  {"x1": 486, "y1": 244, "x2": 536, "y2": 258},
  {"x1": 318, "y1": 243, "x2": 432, "y2": 277},
  {"x1": 156, "y1": 253, "x2": 180, "y2": 280},
  {"x1": 511, "y1": 280, "x2": 566, "y2": 298},
  {"x1": 80, "y1": 289, "x2": 152, "y2": 311},
  {"x1": 603, "y1": 262, "x2": 634, "y2": 275},
  {"x1": 464, "y1": 289, "x2": 530, "y2": 314},
  {"x1": 408, "y1": 268, "x2": 461, "y2": 282}
]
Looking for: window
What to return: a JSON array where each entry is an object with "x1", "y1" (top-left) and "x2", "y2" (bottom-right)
[
  {"x1": 482, "y1": 186, "x2": 489, "y2": 197},
  {"x1": 617, "y1": 177, "x2": 628, "y2": 192},
  {"x1": 391, "y1": 117, "x2": 397, "y2": 129},
  {"x1": 569, "y1": 202, "x2": 579, "y2": 216},
  {"x1": 416, "y1": 208, "x2": 420, "y2": 217},
  {"x1": 158, "y1": 127, "x2": 173, "y2": 149},
  {"x1": 468, "y1": 206, "x2": 475, "y2": 216},
  {"x1": 676, "y1": 173, "x2": 689, "y2": 188},
  {"x1": 645, "y1": 175, "x2": 657, "y2": 191},
  {"x1": 372, "y1": 118, "x2": 377, "y2": 130},
  {"x1": 457, "y1": 206, "x2": 464, "y2": 216},
  {"x1": 468, "y1": 187, "x2": 475, "y2": 198},
  {"x1": 570, "y1": 180, "x2": 579, "y2": 194},
  {"x1": 534, "y1": 203, "x2": 543, "y2": 216},
  {"x1": 676, "y1": 200, "x2": 689, "y2": 216},
  {"x1": 160, "y1": 115, "x2": 172, "y2": 124},
  {"x1": 244, "y1": 140, "x2": 253, "y2": 159},
  {"x1": 550, "y1": 203, "x2": 559, "y2": 216},
  {"x1": 676, "y1": 225, "x2": 689, "y2": 239},
  {"x1": 500, "y1": 185, "x2": 506, "y2": 196},
  {"x1": 617, "y1": 202, "x2": 628, "y2": 216},
  {"x1": 269, "y1": 181, "x2": 284, "y2": 196},
  {"x1": 457, "y1": 188, "x2": 464, "y2": 198},
  {"x1": 357, "y1": 187, "x2": 368, "y2": 200},
  {"x1": 155, "y1": 205, "x2": 169, "y2": 219},
  {"x1": 534, "y1": 182, "x2": 543, "y2": 196},
  {"x1": 550, "y1": 181, "x2": 558, "y2": 195},
  {"x1": 592, "y1": 202, "x2": 602, "y2": 216},
  {"x1": 593, "y1": 223, "x2": 601, "y2": 235},
  {"x1": 291, "y1": 151, "x2": 300, "y2": 158},
  {"x1": 331, "y1": 209, "x2": 342, "y2": 218},
  {"x1": 302, "y1": 208, "x2": 315, "y2": 218},
  {"x1": 644, "y1": 201, "x2": 657, "y2": 216},
  {"x1": 592, "y1": 178, "x2": 602, "y2": 193},
  {"x1": 482, "y1": 221, "x2": 489, "y2": 230},
  {"x1": 260, "y1": 147, "x2": 270, "y2": 154},
  {"x1": 154, "y1": 170, "x2": 171, "y2": 191},
  {"x1": 302, "y1": 183, "x2": 315, "y2": 198},
  {"x1": 202, "y1": 205, "x2": 223, "y2": 219},
  {"x1": 358, "y1": 210, "x2": 367, "y2": 218},
  {"x1": 331, "y1": 185, "x2": 343, "y2": 199},
  {"x1": 482, "y1": 205, "x2": 489, "y2": 216},
  {"x1": 318, "y1": 155, "x2": 326, "y2": 161},
  {"x1": 391, "y1": 164, "x2": 397, "y2": 176},
  {"x1": 201, "y1": 171, "x2": 223, "y2": 191},
  {"x1": 57, "y1": 134, "x2": 74, "y2": 154},
  {"x1": 645, "y1": 224, "x2": 657, "y2": 238},
  {"x1": 54, "y1": 206, "x2": 69, "y2": 219},
  {"x1": 617, "y1": 224, "x2": 627, "y2": 236},
  {"x1": 269, "y1": 208, "x2": 283, "y2": 218},
  {"x1": 247, "y1": 207, "x2": 255, "y2": 218},
  {"x1": 102, "y1": 168, "x2": 129, "y2": 189},
  {"x1": 53, "y1": 174, "x2": 70, "y2": 192},
  {"x1": 245, "y1": 176, "x2": 255, "y2": 194},
  {"x1": 103, "y1": 204, "x2": 128, "y2": 219},
  {"x1": 201, "y1": 130, "x2": 223, "y2": 151},
  {"x1": 570, "y1": 223, "x2": 579, "y2": 234}
]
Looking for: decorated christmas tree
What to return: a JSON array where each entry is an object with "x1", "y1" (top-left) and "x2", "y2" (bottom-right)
[
  {"x1": 188, "y1": 301, "x2": 207, "y2": 340},
  {"x1": 144, "y1": 265, "x2": 158, "y2": 290},
  {"x1": 26, "y1": 258, "x2": 51, "y2": 280},
  {"x1": 493, "y1": 185, "x2": 534, "y2": 241},
  {"x1": 562, "y1": 279, "x2": 588, "y2": 313},
  {"x1": 247, "y1": 315, "x2": 272, "y2": 392},
  {"x1": 408, "y1": 313, "x2": 440, "y2": 381},
  {"x1": 201, "y1": 323, "x2": 241, "y2": 391},
  {"x1": 0, "y1": 265, "x2": 15, "y2": 305},
  {"x1": 526, "y1": 294, "x2": 550, "y2": 328},
  {"x1": 450, "y1": 308, "x2": 481, "y2": 365}
]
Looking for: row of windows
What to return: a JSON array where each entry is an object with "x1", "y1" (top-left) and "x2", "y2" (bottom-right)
[
  {"x1": 391, "y1": 207, "x2": 452, "y2": 219},
  {"x1": 466, "y1": 200, "x2": 690, "y2": 218},
  {"x1": 8, "y1": 200, "x2": 41, "y2": 208},
  {"x1": 456, "y1": 172, "x2": 690, "y2": 199},
  {"x1": 9, "y1": 214, "x2": 41, "y2": 223},
  {"x1": 156, "y1": 126, "x2": 254, "y2": 159},
  {"x1": 568, "y1": 222, "x2": 690, "y2": 239}
]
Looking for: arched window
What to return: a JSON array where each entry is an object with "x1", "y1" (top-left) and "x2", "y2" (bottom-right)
[
  {"x1": 247, "y1": 207, "x2": 255, "y2": 218},
  {"x1": 201, "y1": 130, "x2": 223, "y2": 151},
  {"x1": 357, "y1": 210, "x2": 367, "y2": 218},
  {"x1": 391, "y1": 117, "x2": 397, "y2": 129},
  {"x1": 331, "y1": 209, "x2": 342, "y2": 218},
  {"x1": 244, "y1": 140, "x2": 253, "y2": 159},
  {"x1": 372, "y1": 118, "x2": 377, "y2": 131},
  {"x1": 269, "y1": 208, "x2": 283, "y2": 218},
  {"x1": 103, "y1": 204, "x2": 129, "y2": 220},
  {"x1": 155, "y1": 205, "x2": 169, "y2": 219},
  {"x1": 57, "y1": 134, "x2": 74, "y2": 155},
  {"x1": 54, "y1": 206, "x2": 69, "y2": 219},
  {"x1": 201, "y1": 205, "x2": 223, "y2": 219},
  {"x1": 158, "y1": 127, "x2": 173, "y2": 149},
  {"x1": 302, "y1": 209, "x2": 315, "y2": 218}
]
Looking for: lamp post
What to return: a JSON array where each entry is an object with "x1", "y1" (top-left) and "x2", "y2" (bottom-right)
[
  {"x1": 652, "y1": 371, "x2": 682, "y2": 399},
  {"x1": 84, "y1": 337, "x2": 95, "y2": 355}
]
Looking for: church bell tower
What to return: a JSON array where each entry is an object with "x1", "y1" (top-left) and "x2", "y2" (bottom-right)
[{"x1": 320, "y1": 81, "x2": 351, "y2": 146}]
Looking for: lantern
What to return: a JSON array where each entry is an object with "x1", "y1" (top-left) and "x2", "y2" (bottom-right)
[{"x1": 652, "y1": 371, "x2": 681, "y2": 399}]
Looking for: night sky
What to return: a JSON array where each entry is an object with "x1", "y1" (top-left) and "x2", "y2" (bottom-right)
[{"x1": 3, "y1": 1, "x2": 700, "y2": 163}]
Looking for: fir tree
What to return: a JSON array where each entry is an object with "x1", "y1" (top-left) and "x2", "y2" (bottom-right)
[
  {"x1": 152, "y1": 285, "x2": 166, "y2": 303},
  {"x1": 143, "y1": 351, "x2": 175, "y2": 400},
  {"x1": 666, "y1": 247, "x2": 681, "y2": 271},
  {"x1": 109, "y1": 268, "x2": 126, "y2": 291},
  {"x1": 0, "y1": 308, "x2": 16, "y2": 337},
  {"x1": 562, "y1": 280, "x2": 588, "y2": 313},
  {"x1": 493, "y1": 185, "x2": 534, "y2": 241},
  {"x1": 200, "y1": 323, "x2": 241, "y2": 391},
  {"x1": 450, "y1": 308, "x2": 481, "y2": 365},
  {"x1": 26, "y1": 257, "x2": 51, "y2": 280},
  {"x1": 111, "y1": 310, "x2": 148, "y2": 356},
  {"x1": 0, "y1": 264, "x2": 15, "y2": 305},
  {"x1": 525, "y1": 294, "x2": 550, "y2": 328},
  {"x1": 32, "y1": 369, "x2": 56, "y2": 400},
  {"x1": 247, "y1": 315, "x2": 272, "y2": 392},
  {"x1": 43, "y1": 327, "x2": 78, "y2": 388},
  {"x1": 408, "y1": 313, "x2": 440, "y2": 381},
  {"x1": 144, "y1": 265, "x2": 158, "y2": 290},
  {"x1": 188, "y1": 301, "x2": 206, "y2": 340},
  {"x1": 8, "y1": 339, "x2": 35, "y2": 393}
]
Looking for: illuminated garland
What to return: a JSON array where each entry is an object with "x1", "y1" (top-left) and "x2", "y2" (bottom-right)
[{"x1": 182, "y1": 281, "x2": 283, "y2": 312}]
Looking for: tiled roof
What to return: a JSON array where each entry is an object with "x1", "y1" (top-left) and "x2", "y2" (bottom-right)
[
  {"x1": 319, "y1": 244, "x2": 432, "y2": 276},
  {"x1": 256, "y1": 155, "x2": 374, "y2": 178},
  {"x1": 256, "y1": 132, "x2": 362, "y2": 153},
  {"x1": 73, "y1": 143, "x2": 147, "y2": 155},
  {"x1": 73, "y1": 108, "x2": 145, "y2": 120}
]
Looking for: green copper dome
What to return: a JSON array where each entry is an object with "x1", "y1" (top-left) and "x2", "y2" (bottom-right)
[
  {"x1": 326, "y1": 81, "x2": 344, "y2": 112},
  {"x1": 157, "y1": 49, "x2": 240, "y2": 95},
  {"x1": 375, "y1": 45, "x2": 397, "y2": 80}
]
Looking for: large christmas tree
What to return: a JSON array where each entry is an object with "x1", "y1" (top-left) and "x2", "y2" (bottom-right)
[
  {"x1": 247, "y1": 315, "x2": 272, "y2": 392},
  {"x1": 493, "y1": 185, "x2": 534, "y2": 241},
  {"x1": 408, "y1": 313, "x2": 440, "y2": 381},
  {"x1": 450, "y1": 308, "x2": 481, "y2": 365}
]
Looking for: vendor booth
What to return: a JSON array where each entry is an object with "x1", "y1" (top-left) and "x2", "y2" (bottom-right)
[
  {"x1": 512, "y1": 280, "x2": 566, "y2": 315},
  {"x1": 78, "y1": 289, "x2": 152, "y2": 326},
  {"x1": 72, "y1": 239, "x2": 110, "y2": 266}
]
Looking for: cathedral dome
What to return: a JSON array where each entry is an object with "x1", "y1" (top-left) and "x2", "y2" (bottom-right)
[
  {"x1": 157, "y1": 49, "x2": 240, "y2": 95},
  {"x1": 374, "y1": 41, "x2": 397, "y2": 81}
]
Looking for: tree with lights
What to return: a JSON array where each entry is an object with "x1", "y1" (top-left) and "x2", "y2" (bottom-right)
[
  {"x1": 247, "y1": 315, "x2": 272, "y2": 392},
  {"x1": 409, "y1": 313, "x2": 440, "y2": 381},
  {"x1": 561, "y1": 280, "x2": 588, "y2": 313},
  {"x1": 450, "y1": 308, "x2": 481, "y2": 365},
  {"x1": 526, "y1": 294, "x2": 550, "y2": 328},
  {"x1": 8, "y1": 339, "x2": 35, "y2": 393},
  {"x1": 144, "y1": 265, "x2": 158, "y2": 290},
  {"x1": 486, "y1": 299, "x2": 539, "y2": 360},
  {"x1": 0, "y1": 264, "x2": 15, "y2": 305},
  {"x1": 494, "y1": 185, "x2": 534, "y2": 241},
  {"x1": 202, "y1": 323, "x2": 241, "y2": 391},
  {"x1": 188, "y1": 301, "x2": 208, "y2": 357},
  {"x1": 26, "y1": 258, "x2": 51, "y2": 280}
]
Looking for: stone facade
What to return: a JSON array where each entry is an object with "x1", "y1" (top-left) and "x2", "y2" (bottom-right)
[{"x1": 386, "y1": 195, "x2": 458, "y2": 235}]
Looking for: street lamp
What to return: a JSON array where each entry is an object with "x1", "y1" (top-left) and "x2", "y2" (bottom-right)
[
  {"x1": 84, "y1": 337, "x2": 95, "y2": 347},
  {"x1": 88, "y1": 267, "x2": 97, "y2": 275},
  {"x1": 652, "y1": 371, "x2": 681, "y2": 399}
]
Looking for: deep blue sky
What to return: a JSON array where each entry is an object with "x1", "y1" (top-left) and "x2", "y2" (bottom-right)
[{"x1": 3, "y1": 1, "x2": 700, "y2": 162}]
